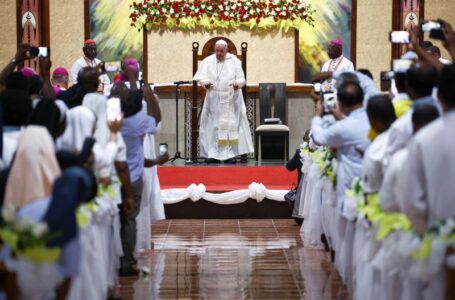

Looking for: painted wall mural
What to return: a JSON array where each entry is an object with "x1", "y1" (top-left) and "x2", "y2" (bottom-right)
[{"x1": 297, "y1": 0, "x2": 353, "y2": 82}]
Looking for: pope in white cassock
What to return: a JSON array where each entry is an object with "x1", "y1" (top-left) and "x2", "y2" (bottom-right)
[{"x1": 193, "y1": 39, "x2": 254, "y2": 163}]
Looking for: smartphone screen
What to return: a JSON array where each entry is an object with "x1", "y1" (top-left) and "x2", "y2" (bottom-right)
[
  {"x1": 159, "y1": 143, "x2": 168, "y2": 156},
  {"x1": 38, "y1": 47, "x2": 48, "y2": 57},
  {"x1": 107, "y1": 97, "x2": 122, "y2": 122},
  {"x1": 393, "y1": 59, "x2": 412, "y2": 73},
  {"x1": 390, "y1": 31, "x2": 410, "y2": 44},
  {"x1": 323, "y1": 92, "x2": 336, "y2": 113}
]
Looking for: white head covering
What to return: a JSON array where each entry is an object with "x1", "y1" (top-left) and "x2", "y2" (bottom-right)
[
  {"x1": 215, "y1": 39, "x2": 228, "y2": 48},
  {"x1": 82, "y1": 93, "x2": 109, "y2": 146},
  {"x1": 57, "y1": 106, "x2": 96, "y2": 153},
  {"x1": 55, "y1": 100, "x2": 69, "y2": 124},
  {"x1": 4, "y1": 126, "x2": 61, "y2": 207}
]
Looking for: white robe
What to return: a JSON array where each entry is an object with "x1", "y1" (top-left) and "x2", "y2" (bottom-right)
[
  {"x1": 362, "y1": 130, "x2": 390, "y2": 193},
  {"x1": 400, "y1": 110, "x2": 455, "y2": 233},
  {"x1": 321, "y1": 56, "x2": 354, "y2": 91},
  {"x1": 193, "y1": 53, "x2": 254, "y2": 160},
  {"x1": 71, "y1": 56, "x2": 110, "y2": 85}
]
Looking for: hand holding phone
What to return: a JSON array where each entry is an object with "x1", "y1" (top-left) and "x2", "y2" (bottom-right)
[{"x1": 421, "y1": 20, "x2": 444, "y2": 40}]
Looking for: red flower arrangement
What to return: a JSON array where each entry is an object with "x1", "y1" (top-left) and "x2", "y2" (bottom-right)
[{"x1": 130, "y1": 0, "x2": 314, "y2": 31}]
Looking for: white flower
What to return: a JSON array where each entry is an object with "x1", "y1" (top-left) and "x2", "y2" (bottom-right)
[
  {"x1": 249, "y1": 9, "x2": 254, "y2": 14},
  {"x1": 280, "y1": 11, "x2": 286, "y2": 16},
  {"x1": 207, "y1": 6, "x2": 213, "y2": 10},
  {"x1": 301, "y1": 142, "x2": 308, "y2": 149},
  {"x1": 219, "y1": 5, "x2": 224, "y2": 10},
  {"x1": 170, "y1": 8, "x2": 174, "y2": 14},
  {"x1": 31, "y1": 222, "x2": 48, "y2": 238},
  {"x1": 201, "y1": 4, "x2": 206, "y2": 9},
  {"x1": 324, "y1": 160, "x2": 331, "y2": 168},
  {"x1": 232, "y1": 4, "x2": 237, "y2": 9},
  {"x1": 271, "y1": 11, "x2": 276, "y2": 16},
  {"x1": 1, "y1": 205, "x2": 16, "y2": 223},
  {"x1": 14, "y1": 217, "x2": 33, "y2": 232},
  {"x1": 331, "y1": 159, "x2": 338, "y2": 171},
  {"x1": 138, "y1": 15, "x2": 147, "y2": 23}
]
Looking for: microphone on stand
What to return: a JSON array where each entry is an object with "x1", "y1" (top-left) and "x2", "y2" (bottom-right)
[{"x1": 173, "y1": 80, "x2": 192, "y2": 85}]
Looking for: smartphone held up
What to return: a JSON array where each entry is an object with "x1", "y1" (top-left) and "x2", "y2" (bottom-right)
[
  {"x1": 107, "y1": 97, "x2": 122, "y2": 122},
  {"x1": 390, "y1": 31, "x2": 410, "y2": 44}
]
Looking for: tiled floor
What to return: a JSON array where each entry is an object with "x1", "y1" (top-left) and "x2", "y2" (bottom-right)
[{"x1": 119, "y1": 219, "x2": 349, "y2": 299}]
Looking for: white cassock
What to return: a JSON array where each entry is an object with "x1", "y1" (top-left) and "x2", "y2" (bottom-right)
[
  {"x1": 193, "y1": 53, "x2": 254, "y2": 160},
  {"x1": 361, "y1": 130, "x2": 390, "y2": 193},
  {"x1": 380, "y1": 148, "x2": 408, "y2": 213},
  {"x1": 71, "y1": 56, "x2": 110, "y2": 85},
  {"x1": 400, "y1": 111, "x2": 455, "y2": 233},
  {"x1": 321, "y1": 55, "x2": 354, "y2": 91}
]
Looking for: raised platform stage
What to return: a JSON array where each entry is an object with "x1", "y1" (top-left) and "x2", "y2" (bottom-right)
[{"x1": 158, "y1": 164, "x2": 297, "y2": 219}]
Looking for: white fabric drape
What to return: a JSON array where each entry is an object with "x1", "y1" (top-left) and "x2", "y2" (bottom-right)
[{"x1": 160, "y1": 183, "x2": 286, "y2": 205}]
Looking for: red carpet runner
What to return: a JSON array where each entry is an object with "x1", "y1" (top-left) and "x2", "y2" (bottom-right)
[{"x1": 158, "y1": 166, "x2": 297, "y2": 191}]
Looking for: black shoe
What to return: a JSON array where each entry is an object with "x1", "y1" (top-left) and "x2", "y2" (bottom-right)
[
  {"x1": 224, "y1": 158, "x2": 237, "y2": 164},
  {"x1": 240, "y1": 154, "x2": 248, "y2": 164},
  {"x1": 205, "y1": 158, "x2": 221, "y2": 164},
  {"x1": 119, "y1": 267, "x2": 140, "y2": 277}
]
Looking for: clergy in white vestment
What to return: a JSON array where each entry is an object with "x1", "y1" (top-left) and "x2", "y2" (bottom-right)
[
  {"x1": 321, "y1": 38, "x2": 355, "y2": 91},
  {"x1": 380, "y1": 105, "x2": 439, "y2": 213},
  {"x1": 400, "y1": 65, "x2": 455, "y2": 234},
  {"x1": 193, "y1": 39, "x2": 254, "y2": 163},
  {"x1": 70, "y1": 39, "x2": 110, "y2": 86},
  {"x1": 361, "y1": 95, "x2": 396, "y2": 194},
  {"x1": 382, "y1": 62, "x2": 438, "y2": 172}
]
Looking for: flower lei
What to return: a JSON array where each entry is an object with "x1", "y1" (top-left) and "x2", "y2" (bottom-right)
[
  {"x1": 130, "y1": 0, "x2": 315, "y2": 32},
  {"x1": 0, "y1": 205, "x2": 61, "y2": 263}
]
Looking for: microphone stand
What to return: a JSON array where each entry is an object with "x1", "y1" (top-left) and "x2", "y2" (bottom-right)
[{"x1": 170, "y1": 82, "x2": 185, "y2": 163}]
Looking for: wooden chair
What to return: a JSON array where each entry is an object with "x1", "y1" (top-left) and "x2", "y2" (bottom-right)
[
  {"x1": 190, "y1": 37, "x2": 248, "y2": 161},
  {"x1": 255, "y1": 83, "x2": 289, "y2": 161}
]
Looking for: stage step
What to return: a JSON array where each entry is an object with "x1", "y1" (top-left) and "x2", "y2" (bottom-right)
[{"x1": 158, "y1": 165, "x2": 297, "y2": 192}]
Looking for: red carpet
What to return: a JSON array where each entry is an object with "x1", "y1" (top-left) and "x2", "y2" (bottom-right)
[{"x1": 158, "y1": 166, "x2": 297, "y2": 191}]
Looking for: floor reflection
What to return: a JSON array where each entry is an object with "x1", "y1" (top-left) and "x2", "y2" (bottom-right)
[{"x1": 119, "y1": 219, "x2": 349, "y2": 299}]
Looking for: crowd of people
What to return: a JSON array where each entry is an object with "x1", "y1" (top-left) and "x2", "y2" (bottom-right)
[
  {"x1": 290, "y1": 21, "x2": 455, "y2": 300},
  {"x1": 0, "y1": 12, "x2": 454, "y2": 300},
  {"x1": 0, "y1": 40, "x2": 168, "y2": 299}
]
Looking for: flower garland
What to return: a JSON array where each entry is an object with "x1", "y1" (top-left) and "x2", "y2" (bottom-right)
[
  {"x1": 129, "y1": 0, "x2": 315, "y2": 32},
  {"x1": 300, "y1": 144, "x2": 337, "y2": 187},
  {"x1": 0, "y1": 205, "x2": 61, "y2": 263}
]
